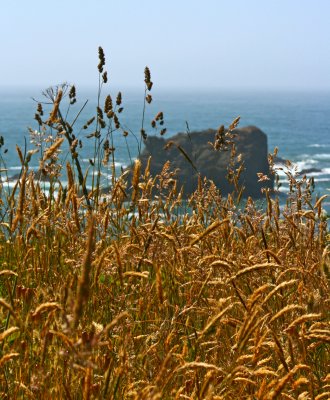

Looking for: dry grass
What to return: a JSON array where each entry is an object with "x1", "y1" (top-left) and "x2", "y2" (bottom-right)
[{"x1": 0, "y1": 48, "x2": 329, "y2": 399}]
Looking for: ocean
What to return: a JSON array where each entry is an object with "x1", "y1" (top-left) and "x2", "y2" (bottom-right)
[{"x1": 0, "y1": 87, "x2": 329, "y2": 212}]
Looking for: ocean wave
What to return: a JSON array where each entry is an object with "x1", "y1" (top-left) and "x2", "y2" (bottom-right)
[
  {"x1": 273, "y1": 165, "x2": 330, "y2": 187},
  {"x1": 2, "y1": 180, "x2": 69, "y2": 189},
  {"x1": 100, "y1": 172, "x2": 112, "y2": 179},
  {"x1": 308, "y1": 144, "x2": 329, "y2": 148},
  {"x1": 314, "y1": 177, "x2": 330, "y2": 182},
  {"x1": 277, "y1": 186, "x2": 290, "y2": 193},
  {"x1": 8, "y1": 166, "x2": 38, "y2": 171},
  {"x1": 312, "y1": 153, "x2": 330, "y2": 160},
  {"x1": 308, "y1": 168, "x2": 330, "y2": 177},
  {"x1": 295, "y1": 159, "x2": 319, "y2": 171},
  {"x1": 274, "y1": 160, "x2": 319, "y2": 175}
]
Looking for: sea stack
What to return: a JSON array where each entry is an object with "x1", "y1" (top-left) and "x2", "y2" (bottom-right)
[{"x1": 137, "y1": 125, "x2": 273, "y2": 198}]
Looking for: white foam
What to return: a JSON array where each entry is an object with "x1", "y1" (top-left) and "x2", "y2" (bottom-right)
[
  {"x1": 273, "y1": 164, "x2": 287, "y2": 177},
  {"x1": 308, "y1": 144, "x2": 329, "y2": 148},
  {"x1": 314, "y1": 177, "x2": 330, "y2": 183},
  {"x1": 300, "y1": 168, "x2": 330, "y2": 177},
  {"x1": 100, "y1": 172, "x2": 112, "y2": 179},
  {"x1": 274, "y1": 159, "x2": 320, "y2": 173},
  {"x1": 295, "y1": 159, "x2": 318, "y2": 171},
  {"x1": 278, "y1": 186, "x2": 290, "y2": 193},
  {"x1": 274, "y1": 160, "x2": 319, "y2": 177},
  {"x1": 8, "y1": 166, "x2": 28, "y2": 171},
  {"x1": 2, "y1": 180, "x2": 21, "y2": 188},
  {"x1": 313, "y1": 153, "x2": 330, "y2": 160}
]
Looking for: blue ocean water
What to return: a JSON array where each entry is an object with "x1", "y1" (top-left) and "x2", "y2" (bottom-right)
[{"x1": 0, "y1": 87, "x2": 329, "y2": 210}]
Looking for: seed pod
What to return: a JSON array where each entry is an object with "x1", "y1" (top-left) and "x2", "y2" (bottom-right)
[
  {"x1": 113, "y1": 114, "x2": 120, "y2": 129},
  {"x1": 146, "y1": 94, "x2": 152, "y2": 104},
  {"x1": 97, "y1": 106, "x2": 103, "y2": 119},
  {"x1": 116, "y1": 92, "x2": 122, "y2": 106},
  {"x1": 37, "y1": 103, "x2": 43, "y2": 115},
  {"x1": 141, "y1": 129, "x2": 147, "y2": 140},
  {"x1": 98, "y1": 46, "x2": 105, "y2": 73}
]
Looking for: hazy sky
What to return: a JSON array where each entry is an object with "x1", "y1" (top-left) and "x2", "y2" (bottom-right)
[{"x1": 1, "y1": 0, "x2": 329, "y2": 91}]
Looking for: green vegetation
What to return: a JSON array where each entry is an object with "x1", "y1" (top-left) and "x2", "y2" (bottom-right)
[{"x1": 0, "y1": 48, "x2": 329, "y2": 399}]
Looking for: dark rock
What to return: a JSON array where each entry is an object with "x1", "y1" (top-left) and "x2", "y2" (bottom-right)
[
  {"x1": 9, "y1": 170, "x2": 51, "y2": 182},
  {"x1": 136, "y1": 125, "x2": 273, "y2": 198},
  {"x1": 274, "y1": 156, "x2": 288, "y2": 165},
  {"x1": 298, "y1": 168, "x2": 322, "y2": 175}
]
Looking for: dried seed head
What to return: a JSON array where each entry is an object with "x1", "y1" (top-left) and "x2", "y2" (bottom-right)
[
  {"x1": 42, "y1": 137, "x2": 65, "y2": 161},
  {"x1": 99, "y1": 119, "x2": 106, "y2": 129},
  {"x1": 104, "y1": 95, "x2": 113, "y2": 113},
  {"x1": 164, "y1": 140, "x2": 174, "y2": 150},
  {"x1": 141, "y1": 129, "x2": 147, "y2": 141},
  {"x1": 69, "y1": 85, "x2": 76, "y2": 104},
  {"x1": 151, "y1": 120, "x2": 156, "y2": 128},
  {"x1": 116, "y1": 92, "x2": 122, "y2": 106},
  {"x1": 98, "y1": 46, "x2": 105, "y2": 73},
  {"x1": 155, "y1": 112, "x2": 163, "y2": 121},
  {"x1": 113, "y1": 114, "x2": 120, "y2": 129},
  {"x1": 86, "y1": 131, "x2": 97, "y2": 139},
  {"x1": 212, "y1": 125, "x2": 227, "y2": 150},
  {"x1": 217, "y1": 125, "x2": 225, "y2": 137},
  {"x1": 107, "y1": 110, "x2": 114, "y2": 119},
  {"x1": 83, "y1": 116, "x2": 95, "y2": 129},
  {"x1": 37, "y1": 103, "x2": 43, "y2": 115},
  {"x1": 102, "y1": 149, "x2": 110, "y2": 165},
  {"x1": 96, "y1": 106, "x2": 103, "y2": 119},
  {"x1": 66, "y1": 121, "x2": 73, "y2": 133},
  {"x1": 144, "y1": 66, "x2": 151, "y2": 83},
  {"x1": 131, "y1": 159, "x2": 141, "y2": 203},
  {"x1": 102, "y1": 71, "x2": 108, "y2": 83},
  {"x1": 48, "y1": 89, "x2": 63, "y2": 124},
  {"x1": 144, "y1": 66, "x2": 153, "y2": 90},
  {"x1": 257, "y1": 173, "x2": 270, "y2": 182},
  {"x1": 229, "y1": 116, "x2": 240, "y2": 130},
  {"x1": 103, "y1": 139, "x2": 110, "y2": 150},
  {"x1": 71, "y1": 139, "x2": 78, "y2": 153},
  {"x1": 146, "y1": 94, "x2": 152, "y2": 104},
  {"x1": 123, "y1": 131, "x2": 128, "y2": 137},
  {"x1": 66, "y1": 161, "x2": 74, "y2": 189},
  {"x1": 34, "y1": 113, "x2": 43, "y2": 125},
  {"x1": 160, "y1": 128, "x2": 167, "y2": 136},
  {"x1": 147, "y1": 81, "x2": 153, "y2": 91}
]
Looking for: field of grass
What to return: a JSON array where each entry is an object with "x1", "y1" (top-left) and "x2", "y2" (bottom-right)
[{"x1": 0, "y1": 49, "x2": 329, "y2": 399}]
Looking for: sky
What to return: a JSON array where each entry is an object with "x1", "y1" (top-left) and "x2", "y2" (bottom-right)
[{"x1": 1, "y1": 0, "x2": 329, "y2": 91}]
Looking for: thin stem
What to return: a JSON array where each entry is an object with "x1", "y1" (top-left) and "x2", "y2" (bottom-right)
[
  {"x1": 57, "y1": 109, "x2": 91, "y2": 208},
  {"x1": 139, "y1": 85, "x2": 148, "y2": 155}
]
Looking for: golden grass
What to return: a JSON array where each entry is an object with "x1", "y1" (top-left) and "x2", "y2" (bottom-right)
[
  {"x1": 0, "y1": 160, "x2": 328, "y2": 399},
  {"x1": 0, "y1": 48, "x2": 329, "y2": 399}
]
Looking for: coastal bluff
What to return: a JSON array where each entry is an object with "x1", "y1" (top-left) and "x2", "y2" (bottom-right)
[{"x1": 137, "y1": 125, "x2": 273, "y2": 198}]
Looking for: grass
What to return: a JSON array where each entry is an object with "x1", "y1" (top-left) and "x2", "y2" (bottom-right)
[{"x1": 0, "y1": 48, "x2": 329, "y2": 399}]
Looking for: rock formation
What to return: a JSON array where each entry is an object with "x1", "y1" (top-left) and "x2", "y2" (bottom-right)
[{"x1": 137, "y1": 125, "x2": 273, "y2": 198}]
